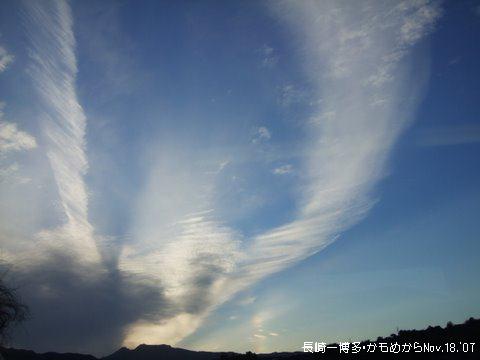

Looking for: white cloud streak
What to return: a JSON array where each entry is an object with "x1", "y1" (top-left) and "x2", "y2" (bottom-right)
[
  {"x1": 120, "y1": 0, "x2": 442, "y2": 349},
  {"x1": 21, "y1": 0, "x2": 100, "y2": 263},
  {"x1": 119, "y1": 147, "x2": 242, "y2": 346},
  {"x1": 229, "y1": 0, "x2": 442, "y2": 293}
]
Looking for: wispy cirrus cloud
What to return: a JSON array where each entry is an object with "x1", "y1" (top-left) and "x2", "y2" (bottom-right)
[
  {"x1": 4, "y1": 2, "x2": 168, "y2": 355},
  {"x1": 0, "y1": 105, "x2": 37, "y2": 154},
  {"x1": 119, "y1": 0, "x2": 443, "y2": 349},
  {"x1": 251, "y1": 126, "x2": 271, "y2": 143},
  {"x1": 258, "y1": 44, "x2": 279, "y2": 68},
  {"x1": 2, "y1": 0, "x2": 443, "y2": 353},
  {"x1": 272, "y1": 164, "x2": 293, "y2": 175},
  {"x1": 0, "y1": 46, "x2": 14, "y2": 72},
  {"x1": 0, "y1": 109, "x2": 37, "y2": 183},
  {"x1": 278, "y1": 84, "x2": 307, "y2": 107},
  {"x1": 119, "y1": 147, "x2": 242, "y2": 347},
  {"x1": 0, "y1": 47, "x2": 37, "y2": 187},
  {"x1": 231, "y1": 0, "x2": 442, "y2": 292},
  {"x1": 21, "y1": 0, "x2": 100, "y2": 262}
]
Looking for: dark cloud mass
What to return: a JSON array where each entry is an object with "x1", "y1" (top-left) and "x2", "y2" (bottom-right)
[{"x1": 3, "y1": 255, "x2": 166, "y2": 356}]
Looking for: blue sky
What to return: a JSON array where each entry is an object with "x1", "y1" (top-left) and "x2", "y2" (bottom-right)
[{"x1": 0, "y1": 0, "x2": 479, "y2": 356}]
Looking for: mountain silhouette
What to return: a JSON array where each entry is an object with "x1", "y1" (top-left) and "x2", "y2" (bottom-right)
[
  {"x1": 104, "y1": 344, "x2": 230, "y2": 360},
  {"x1": 1, "y1": 318, "x2": 479, "y2": 359}
]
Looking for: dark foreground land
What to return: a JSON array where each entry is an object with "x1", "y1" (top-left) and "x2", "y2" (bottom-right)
[{"x1": 1, "y1": 318, "x2": 479, "y2": 360}]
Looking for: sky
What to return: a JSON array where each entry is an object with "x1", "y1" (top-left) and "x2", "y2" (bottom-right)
[{"x1": 0, "y1": 0, "x2": 479, "y2": 356}]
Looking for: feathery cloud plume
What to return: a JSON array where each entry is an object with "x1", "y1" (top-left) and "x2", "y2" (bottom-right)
[
  {"x1": 5, "y1": 2, "x2": 168, "y2": 354},
  {"x1": 22, "y1": 0, "x2": 100, "y2": 263},
  {"x1": 120, "y1": 0, "x2": 442, "y2": 348},
  {"x1": 231, "y1": 0, "x2": 442, "y2": 294},
  {"x1": 2, "y1": 0, "x2": 442, "y2": 351}
]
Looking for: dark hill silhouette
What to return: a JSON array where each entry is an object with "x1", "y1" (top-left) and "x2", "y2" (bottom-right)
[
  {"x1": 0, "y1": 348, "x2": 95, "y2": 360},
  {"x1": 1, "y1": 318, "x2": 479, "y2": 360},
  {"x1": 103, "y1": 344, "x2": 230, "y2": 360}
]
